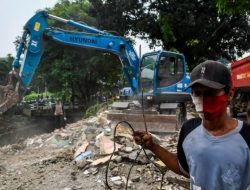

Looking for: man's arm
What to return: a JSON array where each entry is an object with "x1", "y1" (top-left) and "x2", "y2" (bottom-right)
[{"x1": 149, "y1": 143, "x2": 182, "y2": 175}]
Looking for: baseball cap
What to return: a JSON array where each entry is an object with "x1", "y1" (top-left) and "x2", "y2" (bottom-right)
[{"x1": 186, "y1": 60, "x2": 231, "y2": 89}]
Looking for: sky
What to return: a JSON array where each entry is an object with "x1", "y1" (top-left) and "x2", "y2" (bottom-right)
[
  {"x1": 0, "y1": 0, "x2": 157, "y2": 58},
  {"x1": 0, "y1": 0, "x2": 59, "y2": 57}
]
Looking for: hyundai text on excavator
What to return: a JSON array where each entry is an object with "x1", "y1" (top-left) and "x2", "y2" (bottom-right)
[{"x1": 0, "y1": 11, "x2": 191, "y2": 131}]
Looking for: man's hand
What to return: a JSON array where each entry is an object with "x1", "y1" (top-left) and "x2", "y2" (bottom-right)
[
  {"x1": 134, "y1": 131, "x2": 182, "y2": 176},
  {"x1": 133, "y1": 131, "x2": 155, "y2": 150}
]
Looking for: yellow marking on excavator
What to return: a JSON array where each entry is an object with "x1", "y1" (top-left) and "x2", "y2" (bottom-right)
[{"x1": 34, "y1": 22, "x2": 40, "y2": 32}]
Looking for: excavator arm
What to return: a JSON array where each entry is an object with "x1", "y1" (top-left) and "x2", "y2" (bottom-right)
[{"x1": 0, "y1": 11, "x2": 140, "y2": 114}]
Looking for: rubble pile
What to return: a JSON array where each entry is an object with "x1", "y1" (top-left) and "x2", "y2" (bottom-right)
[
  {"x1": 0, "y1": 85, "x2": 19, "y2": 114},
  {"x1": 0, "y1": 112, "x2": 190, "y2": 190}
]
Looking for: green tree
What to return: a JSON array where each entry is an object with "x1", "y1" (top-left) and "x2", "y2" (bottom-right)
[
  {"x1": 89, "y1": 0, "x2": 148, "y2": 36},
  {"x1": 0, "y1": 54, "x2": 14, "y2": 85},
  {"x1": 90, "y1": 0, "x2": 250, "y2": 69},
  {"x1": 216, "y1": 0, "x2": 250, "y2": 14},
  {"x1": 137, "y1": 0, "x2": 250, "y2": 69}
]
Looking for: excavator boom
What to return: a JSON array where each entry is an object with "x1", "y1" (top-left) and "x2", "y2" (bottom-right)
[{"x1": 0, "y1": 11, "x2": 140, "y2": 114}]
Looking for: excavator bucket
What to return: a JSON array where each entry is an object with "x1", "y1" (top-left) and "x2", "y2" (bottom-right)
[{"x1": 0, "y1": 85, "x2": 20, "y2": 114}]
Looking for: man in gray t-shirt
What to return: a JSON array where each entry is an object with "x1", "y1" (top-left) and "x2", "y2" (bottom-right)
[
  {"x1": 178, "y1": 118, "x2": 250, "y2": 190},
  {"x1": 133, "y1": 60, "x2": 250, "y2": 189}
]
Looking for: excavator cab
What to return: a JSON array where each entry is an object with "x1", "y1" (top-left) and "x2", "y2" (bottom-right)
[
  {"x1": 138, "y1": 51, "x2": 191, "y2": 129},
  {"x1": 139, "y1": 51, "x2": 191, "y2": 106},
  {"x1": 109, "y1": 51, "x2": 191, "y2": 131}
]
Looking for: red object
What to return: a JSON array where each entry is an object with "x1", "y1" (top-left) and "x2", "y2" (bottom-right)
[{"x1": 231, "y1": 56, "x2": 250, "y2": 89}]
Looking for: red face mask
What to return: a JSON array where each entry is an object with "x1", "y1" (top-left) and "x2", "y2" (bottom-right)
[{"x1": 203, "y1": 94, "x2": 229, "y2": 120}]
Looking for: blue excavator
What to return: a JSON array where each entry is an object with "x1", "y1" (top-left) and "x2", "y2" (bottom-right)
[{"x1": 0, "y1": 11, "x2": 191, "y2": 130}]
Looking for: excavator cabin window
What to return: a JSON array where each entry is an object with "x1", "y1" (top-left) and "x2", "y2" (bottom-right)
[
  {"x1": 140, "y1": 54, "x2": 157, "y2": 93},
  {"x1": 157, "y1": 56, "x2": 184, "y2": 88}
]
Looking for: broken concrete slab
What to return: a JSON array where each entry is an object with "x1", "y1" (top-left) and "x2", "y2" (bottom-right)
[
  {"x1": 74, "y1": 141, "x2": 89, "y2": 158},
  {"x1": 91, "y1": 155, "x2": 117, "y2": 166},
  {"x1": 99, "y1": 135, "x2": 123, "y2": 155}
]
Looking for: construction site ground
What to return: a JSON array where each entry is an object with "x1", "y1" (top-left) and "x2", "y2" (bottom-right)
[{"x1": 0, "y1": 111, "x2": 190, "y2": 190}]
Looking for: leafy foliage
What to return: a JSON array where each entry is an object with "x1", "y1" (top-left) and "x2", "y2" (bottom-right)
[
  {"x1": 136, "y1": 0, "x2": 250, "y2": 69},
  {"x1": 216, "y1": 0, "x2": 250, "y2": 14},
  {"x1": 23, "y1": 91, "x2": 55, "y2": 102},
  {"x1": 84, "y1": 100, "x2": 112, "y2": 119},
  {"x1": 0, "y1": 54, "x2": 13, "y2": 85},
  {"x1": 89, "y1": 0, "x2": 148, "y2": 36},
  {"x1": 87, "y1": 0, "x2": 250, "y2": 70}
]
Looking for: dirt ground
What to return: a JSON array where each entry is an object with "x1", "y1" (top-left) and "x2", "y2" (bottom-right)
[{"x1": 0, "y1": 113, "x2": 190, "y2": 190}]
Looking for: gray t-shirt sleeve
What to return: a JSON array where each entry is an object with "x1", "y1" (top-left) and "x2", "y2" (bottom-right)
[{"x1": 177, "y1": 117, "x2": 202, "y2": 175}]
